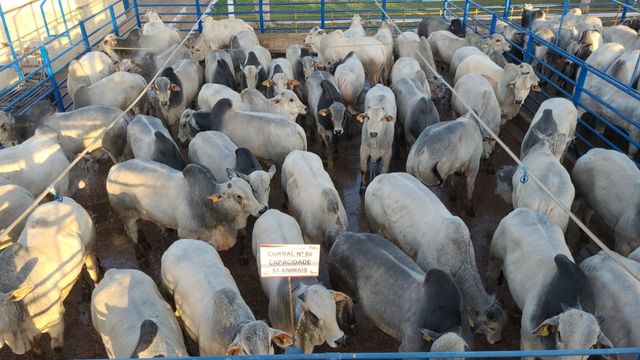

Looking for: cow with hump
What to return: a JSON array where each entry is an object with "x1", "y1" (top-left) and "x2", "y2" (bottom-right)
[
  {"x1": 126, "y1": 115, "x2": 185, "y2": 170},
  {"x1": 106, "y1": 160, "x2": 265, "y2": 253},
  {"x1": 252, "y1": 209, "x2": 351, "y2": 353},
  {"x1": 488, "y1": 208, "x2": 615, "y2": 357},
  {"x1": 328, "y1": 231, "x2": 469, "y2": 356},
  {"x1": 365, "y1": 173, "x2": 507, "y2": 343},
  {"x1": 161, "y1": 239, "x2": 293, "y2": 355},
  {"x1": 305, "y1": 71, "x2": 347, "y2": 158},
  {"x1": 91, "y1": 269, "x2": 188, "y2": 358}
]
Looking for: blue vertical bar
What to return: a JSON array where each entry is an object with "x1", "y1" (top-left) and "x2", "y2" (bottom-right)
[
  {"x1": 320, "y1": 0, "x2": 325, "y2": 29},
  {"x1": 572, "y1": 64, "x2": 588, "y2": 103},
  {"x1": 123, "y1": 0, "x2": 130, "y2": 10},
  {"x1": 442, "y1": 0, "x2": 448, "y2": 19},
  {"x1": 79, "y1": 20, "x2": 91, "y2": 51},
  {"x1": 56, "y1": 0, "x2": 72, "y2": 44},
  {"x1": 503, "y1": 0, "x2": 511, "y2": 18},
  {"x1": 0, "y1": 3, "x2": 24, "y2": 82},
  {"x1": 556, "y1": 0, "x2": 570, "y2": 46},
  {"x1": 490, "y1": 13, "x2": 497, "y2": 34},
  {"x1": 621, "y1": 0, "x2": 630, "y2": 21},
  {"x1": 132, "y1": 0, "x2": 142, "y2": 28},
  {"x1": 462, "y1": 0, "x2": 471, "y2": 32},
  {"x1": 40, "y1": 45, "x2": 64, "y2": 112},
  {"x1": 195, "y1": 0, "x2": 202, "y2": 33},
  {"x1": 40, "y1": 0, "x2": 52, "y2": 38},
  {"x1": 523, "y1": 32, "x2": 534, "y2": 64},
  {"x1": 381, "y1": 0, "x2": 387, "y2": 22},
  {"x1": 109, "y1": 5, "x2": 120, "y2": 37},
  {"x1": 258, "y1": 0, "x2": 265, "y2": 33}
]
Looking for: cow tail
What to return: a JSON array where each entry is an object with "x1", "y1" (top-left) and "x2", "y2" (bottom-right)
[{"x1": 432, "y1": 162, "x2": 444, "y2": 186}]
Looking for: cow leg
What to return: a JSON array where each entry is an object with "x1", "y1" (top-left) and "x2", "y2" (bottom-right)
[
  {"x1": 359, "y1": 150, "x2": 369, "y2": 193},
  {"x1": 447, "y1": 175, "x2": 457, "y2": 202},
  {"x1": 486, "y1": 255, "x2": 502, "y2": 287},
  {"x1": 381, "y1": 151, "x2": 392, "y2": 174},
  {"x1": 464, "y1": 164, "x2": 479, "y2": 217},
  {"x1": 84, "y1": 252, "x2": 100, "y2": 287},
  {"x1": 237, "y1": 228, "x2": 250, "y2": 266},
  {"x1": 48, "y1": 319, "x2": 65, "y2": 355}
]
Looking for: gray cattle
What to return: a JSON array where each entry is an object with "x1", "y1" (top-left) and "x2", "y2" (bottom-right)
[
  {"x1": 73, "y1": 71, "x2": 147, "y2": 114},
  {"x1": 418, "y1": 17, "x2": 465, "y2": 38},
  {"x1": 452, "y1": 73, "x2": 502, "y2": 159},
  {"x1": 240, "y1": 88, "x2": 307, "y2": 122},
  {"x1": 392, "y1": 77, "x2": 440, "y2": 146},
  {"x1": 406, "y1": 114, "x2": 483, "y2": 216},
  {"x1": 161, "y1": 239, "x2": 293, "y2": 355},
  {"x1": 266, "y1": 58, "x2": 297, "y2": 95},
  {"x1": 0, "y1": 184, "x2": 34, "y2": 249},
  {"x1": 0, "y1": 198, "x2": 98, "y2": 355},
  {"x1": 428, "y1": 30, "x2": 510, "y2": 66},
  {"x1": 396, "y1": 32, "x2": 446, "y2": 102},
  {"x1": 0, "y1": 126, "x2": 70, "y2": 197},
  {"x1": 100, "y1": 27, "x2": 181, "y2": 62},
  {"x1": 333, "y1": 52, "x2": 365, "y2": 111},
  {"x1": 40, "y1": 105, "x2": 130, "y2": 163},
  {"x1": 580, "y1": 251, "x2": 640, "y2": 358},
  {"x1": 521, "y1": 98, "x2": 577, "y2": 160},
  {"x1": 572, "y1": 148, "x2": 640, "y2": 255},
  {"x1": 357, "y1": 84, "x2": 396, "y2": 190},
  {"x1": 488, "y1": 208, "x2": 614, "y2": 357},
  {"x1": 228, "y1": 30, "x2": 262, "y2": 70},
  {"x1": 496, "y1": 135, "x2": 575, "y2": 232},
  {"x1": 205, "y1": 50, "x2": 237, "y2": 91},
  {"x1": 106, "y1": 160, "x2": 265, "y2": 252},
  {"x1": 374, "y1": 21, "x2": 394, "y2": 84},
  {"x1": 365, "y1": 173, "x2": 507, "y2": 343},
  {"x1": 0, "y1": 100, "x2": 56, "y2": 147},
  {"x1": 153, "y1": 59, "x2": 203, "y2": 127},
  {"x1": 91, "y1": 269, "x2": 188, "y2": 358},
  {"x1": 188, "y1": 131, "x2": 276, "y2": 207},
  {"x1": 281, "y1": 150, "x2": 347, "y2": 248},
  {"x1": 252, "y1": 210, "x2": 351, "y2": 353},
  {"x1": 602, "y1": 25, "x2": 640, "y2": 51},
  {"x1": 391, "y1": 57, "x2": 431, "y2": 94},
  {"x1": 67, "y1": 51, "x2": 114, "y2": 100},
  {"x1": 286, "y1": 44, "x2": 312, "y2": 101},
  {"x1": 305, "y1": 71, "x2": 347, "y2": 150},
  {"x1": 177, "y1": 98, "x2": 307, "y2": 165},
  {"x1": 127, "y1": 115, "x2": 184, "y2": 170},
  {"x1": 116, "y1": 44, "x2": 192, "y2": 82},
  {"x1": 197, "y1": 83, "x2": 242, "y2": 111},
  {"x1": 328, "y1": 232, "x2": 470, "y2": 355},
  {"x1": 241, "y1": 48, "x2": 272, "y2": 93}
]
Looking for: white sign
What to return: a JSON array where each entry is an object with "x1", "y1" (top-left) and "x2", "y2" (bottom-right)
[{"x1": 259, "y1": 244, "x2": 320, "y2": 278}]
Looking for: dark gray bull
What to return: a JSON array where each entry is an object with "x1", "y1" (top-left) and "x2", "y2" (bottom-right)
[
  {"x1": 305, "y1": 71, "x2": 347, "y2": 158},
  {"x1": 205, "y1": 50, "x2": 237, "y2": 91},
  {"x1": 328, "y1": 232, "x2": 470, "y2": 354},
  {"x1": 126, "y1": 115, "x2": 185, "y2": 170},
  {"x1": 418, "y1": 17, "x2": 464, "y2": 38},
  {"x1": 392, "y1": 77, "x2": 440, "y2": 148},
  {"x1": 0, "y1": 100, "x2": 56, "y2": 147}
]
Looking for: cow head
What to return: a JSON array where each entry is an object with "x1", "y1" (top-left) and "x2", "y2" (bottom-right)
[
  {"x1": 532, "y1": 308, "x2": 614, "y2": 359},
  {"x1": 178, "y1": 109, "x2": 199, "y2": 145},
  {"x1": 227, "y1": 166, "x2": 275, "y2": 209},
  {"x1": 272, "y1": 90, "x2": 307, "y2": 120},
  {"x1": 319, "y1": 102, "x2": 347, "y2": 140},
  {"x1": 304, "y1": 27, "x2": 325, "y2": 51},
  {"x1": 421, "y1": 329, "x2": 469, "y2": 357},
  {"x1": 0, "y1": 112, "x2": 17, "y2": 148},
  {"x1": 221, "y1": 174, "x2": 267, "y2": 217},
  {"x1": 357, "y1": 106, "x2": 394, "y2": 139},
  {"x1": 495, "y1": 165, "x2": 516, "y2": 203},
  {"x1": 504, "y1": 63, "x2": 540, "y2": 104},
  {"x1": 153, "y1": 76, "x2": 181, "y2": 108},
  {"x1": 226, "y1": 320, "x2": 293, "y2": 355},
  {"x1": 301, "y1": 56, "x2": 315, "y2": 79},
  {"x1": 296, "y1": 285, "x2": 350, "y2": 353},
  {"x1": 270, "y1": 73, "x2": 290, "y2": 93},
  {"x1": 471, "y1": 297, "x2": 508, "y2": 344},
  {"x1": 488, "y1": 33, "x2": 512, "y2": 53},
  {"x1": 242, "y1": 65, "x2": 263, "y2": 89}
]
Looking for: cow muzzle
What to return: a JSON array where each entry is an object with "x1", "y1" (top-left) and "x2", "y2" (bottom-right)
[
  {"x1": 259, "y1": 206, "x2": 268, "y2": 215},
  {"x1": 334, "y1": 129, "x2": 343, "y2": 136},
  {"x1": 160, "y1": 100, "x2": 168, "y2": 106},
  {"x1": 369, "y1": 132, "x2": 378, "y2": 138},
  {"x1": 335, "y1": 335, "x2": 347, "y2": 347},
  {"x1": 515, "y1": 99, "x2": 523, "y2": 104}
]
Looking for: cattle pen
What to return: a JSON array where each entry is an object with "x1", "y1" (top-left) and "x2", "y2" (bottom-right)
[{"x1": 1, "y1": 0, "x2": 640, "y2": 358}]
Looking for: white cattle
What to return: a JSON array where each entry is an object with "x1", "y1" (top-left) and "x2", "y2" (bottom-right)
[
  {"x1": 281, "y1": 150, "x2": 347, "y2": 248},
  {"x1": 67, "y1": 51, "x2": 114, "y2": 100},
  {"x1": 392, "y1": 77, "x2": 440, "y2": 146},
  {"x1": 428, "y1": 31, "x2": 510, "y2": 66},
  {"x1": 153, "y1": 59, "x2": 204, "y2": 127},
  {"x1": 192, "y1": 18, "x2": 254, "y2": 60},
  {"x1": 334, "y1": 52, "x2": 365, "y2": 111},
  {"x1": 197, "y1": 83, "x2": 242, "y2": 111},
  {"x1": 0, "y1": 184, "x2": 34, "y2": 248},
  {"x1": 521, "y1": 98, "x2": 577, "y2": 160},
  {"x1": 91, "y1": 269, "x2": 188, "y2": 358},
  {"x1": 161, "y1": 239, "x2": 293, "y2": 355},
  {"x1": 488, "y1": 208, "x2": 614, "y2": 357},
  {"x1": 580, "y1": 251, "x2": 640, "y2": 358},
  {"x1": 396, "y1": 32, "x2": 445, "y2": 101},
  {"x1": 205, "y1": 50, "x2": 237, "y2": 90},
  {"x1": 101, "y1": 28, "x2": 181, "y2": 62},
  {"x1": 603, "y1": 25, "x2": 640, "y2": 51},
  {"x1": 0, "y1": 126, "x2": 70, "y2": 196},
  {"x1": 126, "y1": 115, "x2": 184, "y2": 170},
  {"x1": 115, "y1": 44, "x2": 193, "y2": 82},
  {"x1": 455, "y1": 55, "x2": 540, "y2": 121},
  {"x1": 344, "y1": 14, "x2": 366, "y2": 38},
  {"x1": 452, "y1": 73, "x2": 502, "y2": 159},
  {"x1": 357, "y1": 84, "x2": 396, "y2": 190},
  {"x1": 495, "y1": 136, "x2": 575, "y2": 232},
  {"x1": 449, "y1": 46, "x2": 485, "y2": 76},
  {"x1": 266, "y1": 58, "x2": 297, "y2": 94},
  {"x1": 72, "y1": 71, "x2": 147, "y2": 114},
  {"x1": 240, "y1": 88, "x2": 307, "y2": 122},
  {"x1": 365, "y1": 173, "x2": 507, "y2": 344},
  {"x1": 107, "y1": 160, "x2": 265, "y2": 252},
  {"x1": 572, "y1": 148, "x2": 640, "y2": 255},
  {"x1": 391, "y1": 57, "x2": 431, "y2": 94},
  {"x1": 0, "y1": 198, "x2": 98, "y2": 354},
  {"x1": 252, "y1": 209, "x2": 351, "y2": 353},
  {"x1": 305, "y1": 71, "x2": 347, "y2": 150},
  {"x1": 188, "y1": 131, "x2": 276, "y2": 207},
  {"x1": 374, "y1": 21, "x2": 394, "y2": 83}
]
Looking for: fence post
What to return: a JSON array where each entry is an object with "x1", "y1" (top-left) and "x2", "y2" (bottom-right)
[
  {"x1": 621, "y1": 0, "x2": 630, "y2": 22},
  {"x1": 523, "y1": 31, "x2": 534, "y2": 64},
  {"x1": 572, "y1": 64, "x2": 588, "y2": 104},
  {"x1": 57, "y1": 0, "x2": 73, "y2": 44},
  {"x1": 258, "y1": 0, "x2": 265, "y2": 33},
  {"x1": 503, "y1": 0, "x2": 511, "y2": 18},
  {"x1": 132, "y1": 0, "x2": 142, "y2": 28},
  {"x1": 195, "y1": 0, "x2": 203, "y2": 32},
  {"x1": 320, "y1": 0, "x2": 325, "y2": 29},
  {"x1": 462, "y1": 0, "x2": 471, "y2": 32},
  {"x1": 79, "y1": 20, "x2": 91, "y2": 51},
  {"x1": 0, "y1": 3, "x2": 24, "y2": 82},
  {"x1": 556, "y1": 0, "x2": 570, "y2": 45},
  {"x1": 109, "y1": 5, "x2": 120, "y2": 36},
  {"x1": 40, "y1": 45, "x2": 64, "y2": 112},
  {"x1": 123, "y1": 0, "x2": 130, "y2": 10},
  {"x1": 490, "y1": 13, "x2": 497, "y2": 34},
  {"x1": 381, "y1": 0, "x2": 387, "y2": 22},
  {"x1": 442, "y1": 0, "x2": 448, "y2": 19}
]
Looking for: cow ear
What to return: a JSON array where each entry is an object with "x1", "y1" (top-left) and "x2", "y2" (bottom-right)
[
  {"x1": 170, "y1": 83, "x2": 181, "y2": 92},
  {"x1": 331, "y1": 290, "x2": 351, "y2": 304},
  {"x1": 356, "y1": 113, "x2": 367, "y2": 123},
  {"x1": 596, "y1": 331, "x2": 614, "y2": 350},
  {"x1": 506, "y1": 81, "x2": 516, "y2": 89},
  {"x1": 207, "y1": 194, "x2": 223, "y2": 203},
  {"x1": 383, "y1": 115, "x2": 395, "y2": 122},
  {"x1": 226, "y1": 168, "x2": 238, "y2": 180},
  {"x1": 262, "y1": 79, "x2": 273, "y2": 87},
  {"x1": 271, "y1": 98, "x2": 281, "y2": 105},
  {"x1": 419, "y1": 328, "x2": 441, "y2": 343},
  {"x1": 225, "y1": 343, "x2": 242, "y2": 356},
  {"x1": 267, "y1": 164, "x2": 276, "y2": 179},
  {"x1": 531, "y1": 316, "x2": 559, "y2": 337},
  {"x1": 288, "y1": 79, "x2": 301, "y2": 87},
  {"x1": 531, "y1": 84, "x2": 541, "y2": 92},
  {"x1": 318, "y1": 108, "x2": 329, "y2": 116},
  {"x1": 3, "y1": 286, "x2": 34, "y2": 303},
  {"x1": 270, "y1": 329, "x2": 293, "y2": 349}
]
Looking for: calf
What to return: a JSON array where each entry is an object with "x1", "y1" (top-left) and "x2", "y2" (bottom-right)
[
  {"x1": 161, "y1": 239, "x2": 293, "y2": 355},
  {"x1": 72, "y1": 71, "x2": 147, "y2": 114},
  {"x1": 488, "y1": 208, "x2": 614, "y2": 357},
  {"x1": 107, "y1": 160, "x2": 265, "y2": 252},
  {"x1": 281, "y1": 150, "x2": 347, "y2": 248},
  {"x1": 189, "y1": 131, "x2": 276, "y2": 207},
  {"x1": 205, "y1": 50, "x2": 237, "y2": 90},
  {"x1": 0, "y1": 184, "x2": 34, "y2": 248},
  {"x1": 153, "y1": 59, "x2": 204, "y2": 127},
  {"x1": 252, "y1": 210, "x2": 350, "y2": 353},
  {"x1": 392, "y1": 77, "x2": 440, "y2": 147},
  {"x1": 0, "y1": 198, "x2": 98, "y2": 355},
  {"x1": 67, "y1": 51, "x2": 113, "y2": 100},
  {"x1": 365, "y1": 173, "x2": 507, "y2": 343},
  {"x1": 572, "y1": 148, "x2": 640, "y2": 255},
  {"x1": 306, "y1": 71, "x2": 347, "y2": 154},
  {"x1": 328, "y1": 232, "x2": 470, "y2": 354},
  {"x1": 521, "y1": 99, "x2": 577, "y2": 160},
  {"x1": 127, "y1": 115, "x2": 184, "y2": 170},
  {"x1": 91, "y1": 269, "x2": 188, "y2": 358}
]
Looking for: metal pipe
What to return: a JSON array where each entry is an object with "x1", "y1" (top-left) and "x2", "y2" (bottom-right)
[
  {"x1": 79, "y1": 20, "x2": 91, "y2": 52},
  {"x1": 503, "y1": 0, "x2": 511, "y2": 18},
  {"x1": 57, "y1": 0, "x2": 72, "y2": 44},
  {"x1": 462, "y1": 0, "x2": 471, "y2": 32},
  {"x1": 132, "y1": 0, "x2": 142, "y2": 28},
  {"x1": 381, "y1": 0, "x2": 387, "y2": 22},
  {"x1": 320, "y1": 0, "x2": 325, "y2": 29},
  {"x1": 40, "y1": 45, "x2": 64, "y2": 112},
  {"x1": 0, "y1": 3, "x2": 25, "y2": 82},
  {"x1": 195, "y1": 0, "x2": 202, "y2": 32},
  {"x1": 109, "y1": 5, "x2": 120, "y2": 36},
  {"x1": 259, "y1": 0, "x2": 265, "y2": 33}
]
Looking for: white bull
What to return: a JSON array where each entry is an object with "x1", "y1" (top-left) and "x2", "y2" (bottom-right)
[
  {"x1": 67, "y1": 51, "x2": 114, "y2": 100},
  {"x1": 72, "y1": 71, "x2": 147, "y2": 114},
  {"x1": 0, "y1": 184, "x2": 34, "y2": 249}
]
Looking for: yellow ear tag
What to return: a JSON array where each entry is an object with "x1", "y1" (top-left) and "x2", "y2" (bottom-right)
[
  {"x1": 422, "y1": 334, "x2": 433, "y2": 342},
  {"x1": 539, "y1": 326, "x2": 551, "y2": 337}
]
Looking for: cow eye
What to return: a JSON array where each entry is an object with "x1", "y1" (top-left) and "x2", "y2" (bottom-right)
[
  {"x1": 236, "y1": 195, "x2": 243, "y2": 202},
  {"x1": 557, "y1": 331, "x2": 562, "y2": 342},
  {"x1": 307, "y1": 311, "x2": 319, "y2": 325},
  {"x1": 290, "y1": 99, "x2": 294, "y2": 102}
]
